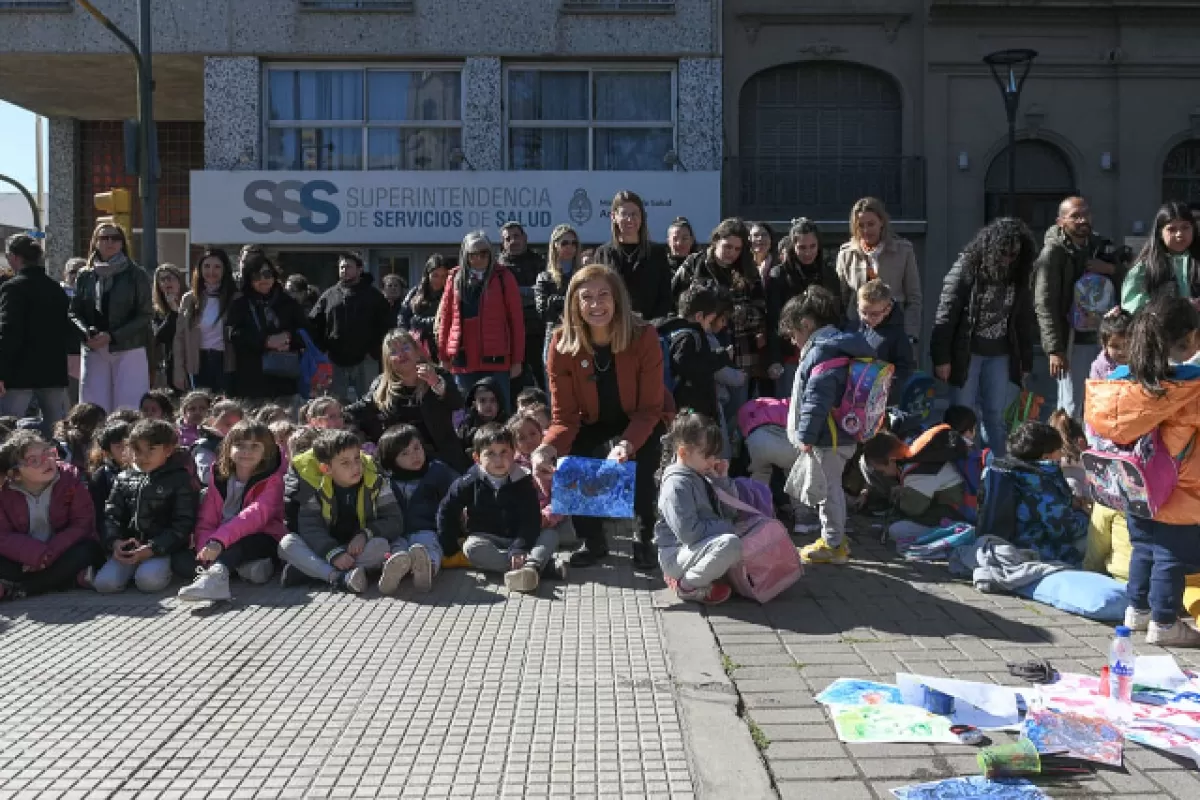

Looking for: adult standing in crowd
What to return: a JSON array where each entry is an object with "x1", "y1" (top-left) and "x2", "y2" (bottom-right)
[
  {"x1": 836, "y1": 197, "x2": 923, "y2": 346},
  {"x1": 173, "y1": 248, "x2": 237, "y2": 393},
  {"x1": 1033, "y1": 196, "x2": 1117, "y2": 417},
  {"x1": 499, "y1": 222, "x2": 547, "y2": 389},
  {"x1": 665, "y1": 216, "x2": 698, "y2": 275},
  {"x1": 61, "y1": 257, "x2": 86, "y2": 404},
  {"x1": 0, "y1": 235, "x2": 72, "y2": 433},
  {"x1": 1121, "y1": 201, "x2": 1200, "y2": 314},
  {"x1": 437, "y1": 231, "x2": 524, "y2": 412},
  {"x1": 543, "y1": 265, "x2": 668, "y2": 570},
  {"x1": 749, "y1": 222, "x2": 777, "y2": 283},
  {"x1": 285, "y1": 273, "x2": 319, "y2": 317},
  {"x1": 931, "y1": 218, "x2": 1038, "y2": 456},
  {"x1": 227, "y1": 256, "x2": 308, "y2": 402},
  {"x1": 400, "y1": 254, "x2": 449, "y2": 361},
  {"x1": 308, "y1": 251, "x2": 394, "y2": 401},
  {"x1": 534, "y1": 224, "x2": 581, "y2": 363},
  {"x1": 69, "y1": 223, "x2": 153, "y2": 413},
  {"x1": 766, "y1": 218, "x2": 841, "y2": 397},
  {"x1": 592, "y1": 191, "x2": 674, "y2": 321},
  {"x1": 346, "y1": 329, "x2": 469, "y2": 472},
  {"x1": 151, "y1": 264, "x2": 185, "y2": 391},
  {"x1": 381, "y1": 273, "x2": 407, "y2": 324}
]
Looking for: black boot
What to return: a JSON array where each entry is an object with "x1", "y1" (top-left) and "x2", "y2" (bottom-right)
[
  {"x1": 569, "y1": 539, "x2": 610, "y2": 567},
  {"x1": 631, "y1": 540, "x2": 659, "y2": 571}
]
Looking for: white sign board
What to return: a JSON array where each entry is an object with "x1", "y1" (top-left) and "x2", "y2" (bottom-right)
[{"x1": 189, "y1": 170, "x2": 721, "y2": 245}]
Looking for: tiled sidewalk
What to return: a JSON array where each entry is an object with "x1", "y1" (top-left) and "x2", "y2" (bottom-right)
[
  {"x1": 697, "y1": 527, "x2": 1200, "y2": 800},
  {"x1": 0, "y1": 540, "x2": 696, "y2": 800}
]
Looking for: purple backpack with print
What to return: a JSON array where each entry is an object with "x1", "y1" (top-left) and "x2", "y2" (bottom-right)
[{"x1": 809, "y1": 357, "x2": 895, "y2": 444}]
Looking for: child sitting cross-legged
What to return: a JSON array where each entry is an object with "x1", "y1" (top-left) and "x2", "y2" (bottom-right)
[
  {"x1": 96, "y1": 420, "x2": 200, "y2": 594},
  {"x1": 862, "y1": 421, "x2": 972, "y2": 528},
  {"x1": 437, "y1": 423, "x2": 560, "y2": 594},
  {"x1": 280, "y1": 429, "x2": 403, "y2": 594},
  {"x1": 0, "y1": 431, "x2": 106, "y2": 600},
  {"x1": 193, "y1": 399, "x2": 245, "y2": 486},
  {"x1": 530, "y1": 444, "x2": 577, "y2": 550},
  {"x1": 174, "y1": 421, "x2": 286, "y2": 602},
  {"x1": 654, "y1": 412, "x2": 742, "y2": 605},
  {"x1": 176, "y1": 390, "x2": 213, "y2": 449},
  {"x1": 376, "y1": 424, "x2": 460, "y2": 593},
  {"x1": 88, "y1": 421, "x2": 131, "y2": 535},
  {"x1": 456, "y1": 379, "x2": 504, "y2": 463}
]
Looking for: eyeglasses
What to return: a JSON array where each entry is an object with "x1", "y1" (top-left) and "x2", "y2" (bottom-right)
[
  {"x1": 20, "y1": 449, "x2": 58, "y2": 468},
  {"x1": 97, "y1": 235, "x2": 123, "y2": 243}
]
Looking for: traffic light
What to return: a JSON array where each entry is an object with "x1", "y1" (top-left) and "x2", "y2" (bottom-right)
[{"x1": 94, "y1": 188, "x2": 133, "y2": 256}]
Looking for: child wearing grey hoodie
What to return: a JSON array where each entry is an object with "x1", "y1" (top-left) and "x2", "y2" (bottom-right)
[{"x1": 653, "y1": 413, "x2": 743, "y2": 605}]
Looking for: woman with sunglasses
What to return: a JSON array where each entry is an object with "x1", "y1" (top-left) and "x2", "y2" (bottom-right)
[
  {"x1": 534, "y1": 224, "x2": 582, "y2": 363},
  {"x1": 436, "y1": 231, "x2": 525, "y2": 412},
  {"x1": 69, "y1": 223, "x2": 153, "y2": 413},
  {"x1": 227, "y1": 255, "x2": 309, "y2": 402}
]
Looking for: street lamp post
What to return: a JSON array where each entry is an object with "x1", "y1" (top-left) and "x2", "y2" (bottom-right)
[{"x1": 983, "y1": 48, "x2": 1038, "y2": 218}]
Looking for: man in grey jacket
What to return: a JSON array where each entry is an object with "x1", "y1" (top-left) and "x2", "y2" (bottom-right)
[{"x1": 653, "y1": 460, "x2": 742, "y2": 604}]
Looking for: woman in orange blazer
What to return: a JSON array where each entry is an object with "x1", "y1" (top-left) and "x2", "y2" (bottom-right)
[{"x1": 542, "y1": 265, "x2": 668, "y2": 569}]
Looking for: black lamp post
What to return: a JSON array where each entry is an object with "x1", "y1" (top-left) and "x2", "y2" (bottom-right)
[{"x1": 983, "y1": 49, "x2": 1038, "y2": 217}]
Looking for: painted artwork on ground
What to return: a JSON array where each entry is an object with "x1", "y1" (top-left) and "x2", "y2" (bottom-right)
[
  {"x1": 550, "y1": 456, "x2": 636, "y2": 518},
  {"x1": 816, "y1": 679, "x2": 903, "y2": 707},
  {"x1": 828, "y1": 703, "x2": 960, "y2": 744},
  {"x1": 891, "y1": 776, "x2": 1047, "y2": 800},
  {"x1": 1023, "y1": 708, "x2": 1123, "y2": 767}
]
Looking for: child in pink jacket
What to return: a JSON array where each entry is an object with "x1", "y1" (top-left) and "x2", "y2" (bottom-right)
[{"x1": 174, "y1": 420, "x2": 287, "y2": 603}]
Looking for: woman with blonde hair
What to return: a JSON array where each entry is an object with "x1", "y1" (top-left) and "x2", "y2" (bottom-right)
[
  {"x1": 836, "y1": 197, "x2": 922, "y2": 344},
  {"x1": 591, "y1": 190, "x2": 673, "y2": 320},
  {"x1": 151, "y1": 264, "x2": 186, "y2": 391},
  {"x1": 69, "y1": 222, "x2": 153, "y2": 412},
  {"x1": 346, "y1": 328, "x2": 467, "y2": 471},
  {"x1": 541, "y1": 265, "x2": 670, "y2": 569},
  {"x1": 534, "y1": 224, "x2": 582, "y2": 362}
]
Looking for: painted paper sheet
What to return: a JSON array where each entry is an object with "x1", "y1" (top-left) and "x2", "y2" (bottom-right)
[
  {"x1": 828, "y1": 703, "x2": 961, "y2": 744},
  {"x1": 816, "y1": 679, "x2": 903, "y2": 707},
  {"x1": 896, "y1": 673, "x2": 1022, "y2": 730},
  {"x1": 550, "y1": 456, "x2": 636, "y2": 518},
  {"x1": 1040, "y1": 673, "x2": 1200, "y2": 729},
  {"x1": 891, "y1": 776, "x2": 1047, "y2": 800},
  {"x1": 1023, "y1": 708, "x2": 1123, "y2": 766}
]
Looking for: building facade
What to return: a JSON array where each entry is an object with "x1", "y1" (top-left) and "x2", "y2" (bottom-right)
[{"x1": 0, "y1": 0, "x2": 722, "y2": 288}]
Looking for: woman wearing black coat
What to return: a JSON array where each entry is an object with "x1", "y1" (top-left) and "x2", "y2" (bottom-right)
[
  {"x1": 227, "y1": 256, "x2": 308, "y2": 401},
  {"x1": 399, "y1": 254, "x2": 449, "y2": 360},
  {"x1": 533, "y1": 224, "x2": 582, "y2": 361},
  {"x1": 591, "y1": 191, "x2": 674, "y2": 320}
]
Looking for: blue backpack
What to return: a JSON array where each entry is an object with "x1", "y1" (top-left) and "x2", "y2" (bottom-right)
[
  {"x1": 297, "y1": 329, "x2": 333, "y2": 400},
  {"x1": 976, "y1": 452, "x2": 1018, "y2": 540}
]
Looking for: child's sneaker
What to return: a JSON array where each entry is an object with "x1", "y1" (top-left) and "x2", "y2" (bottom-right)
[
  {"x1": 336, "y1": 568, "x2": 367, "y2": 594},
  {"x1": 1124, "y1": 606, "x2": 1152, "y2": 633},
  {"x1": 177, "y1": 564, "x2": 232, "y2": 602},
  {"x1": 800, "y1": 539, "x2": 851, "y2": 565},
  {"x1": 236, "y1": 558, "x2": 274, "y2": 585},
  {"x1": 504, "y1": 565, "x2": 540, "y2": 593},
  {"x1": 542, "y1": 555, "x2": 569, "y2": 582},
  {"x1": 1147, "y1": 619, "x2": 1200, "y2": 647},
  {"x1": 409, "y1": 544, "x2": 434, "y2": 593},
  {"x1": 668, "y1": 577, "x2": 732, "y2": 605},
  {"x1": 441, "y1": 551, "x2": 471, "y2": 570},
  {"x1": 378, "y1": 551, "x2": 412, "y2": 595},
  {"x1": 76, "y1": 566, "x2": 96, "y2": 590}
]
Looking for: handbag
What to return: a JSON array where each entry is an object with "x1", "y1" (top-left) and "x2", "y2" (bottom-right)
[{"x1": 250, "y1": 303, "x2": 301, "y2": 379}]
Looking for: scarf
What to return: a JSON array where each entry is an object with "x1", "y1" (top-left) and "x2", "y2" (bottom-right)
[
  {"x1": 248, "y1": 284, "x2": 282, "y2": 330},
  {"x1": 94, "y1": 252, "x2": 130, "y2": 313},
  {"x1": 391, "y1": 462, "x2": 429, "y2": 483}
]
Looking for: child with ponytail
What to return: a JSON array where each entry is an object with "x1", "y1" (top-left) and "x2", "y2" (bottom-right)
[{"x1": 1086, "y1": 296, "x2": 1200, "y2": 646}]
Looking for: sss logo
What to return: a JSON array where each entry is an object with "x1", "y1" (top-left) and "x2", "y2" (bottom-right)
[{"x1": 241, "y1": 180, "x2": 341, "y2": 234}]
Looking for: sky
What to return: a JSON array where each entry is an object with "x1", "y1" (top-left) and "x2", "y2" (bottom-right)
[{"x1": 0, "y1": 100, "x2": 46, "y2": 194}]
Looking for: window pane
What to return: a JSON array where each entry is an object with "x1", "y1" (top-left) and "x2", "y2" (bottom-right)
[
  {"x1": 594, "y1": 71, "x2": 672, "y2": 122},
  {"x1": 508, "y1": 128, "x2": 587, "y2": 170},
  {"x1": 267, "y1": 128, "x2": 363, "y2": 170},
  {"x1": 368, "y1": 71, "x2": 462, "y2": 122},
  {"x1": 508, "y1": 71, "x2": 588, "y2": 121},
  {"x1": 368, "y1": 128, "x2": 463, "y2": 170},
  {"x1": 595, "y1": 128, "x2": 673, "y2": 171},
  {"x1": 268, "y1": 70, "x2": 363, "y2": 122}
]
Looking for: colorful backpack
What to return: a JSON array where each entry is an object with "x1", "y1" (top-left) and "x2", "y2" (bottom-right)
[
  {"x1": 809, "y1": 357, "x2": 895, "y2": 445},
  {"x1": 898, "y1": 371, "x2": 936, "y2": 421},
  {"x1": 736, "y1": 397, "x2": 789, "y2": 440},
  {"x1": 1070, "y1": 273, "x2": 1116, "y2": 333},
  {"x1": 1083, "y1": 429, "x2": 1194, "y2": 519},
  {"x1": 714, "y1": 486, "x2": 802, "y2": 604}
]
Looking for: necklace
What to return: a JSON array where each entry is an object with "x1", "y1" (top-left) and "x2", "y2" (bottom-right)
[{"x1": 593, "y1": 347, "x2": 613, "y2": 374}]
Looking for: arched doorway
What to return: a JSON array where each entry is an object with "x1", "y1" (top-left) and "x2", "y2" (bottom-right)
[
  {"x1": 1163, "y1": 139, "x2": 1200, "y2": 205},
  {"x1": 984, "y1": 140, "x2": 1076, "y2": 238},
  {"x1": 737, "y1": 62, "x2": 910, "y2": 220}
]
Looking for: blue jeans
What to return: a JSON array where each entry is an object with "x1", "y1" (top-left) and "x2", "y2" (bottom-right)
[
  {"x1": 1126, "y1": 515, "x2": 1200, "y2": 625},
  {"x1": 454, "y1": 371, "x2": 511, "y2": 414},
  {"x1": 1056, "y1": 342, "x2": 1102, "y2": 419},
  {"x1": 950, "y1": 355, "x2": 1010, "y2": 457}
]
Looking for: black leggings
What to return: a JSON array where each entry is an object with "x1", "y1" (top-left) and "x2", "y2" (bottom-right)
[
  {"x1": 171, "y1": 532, "x2": 280, "y2": 578},
  {"x1": 568, "y1": 420, "x2": 666, "y2": 550},
  {"x1": 0, "y1": 538, "x2": 105, "y2": 595}
]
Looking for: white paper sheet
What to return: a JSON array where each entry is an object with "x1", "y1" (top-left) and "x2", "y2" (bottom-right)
[
  {"x1": 897, "y1": 673, "x2": 1023, "y2": 730},
  {"x1": 1133, "y1": 655, "x2": 1189, "y2": 692}
]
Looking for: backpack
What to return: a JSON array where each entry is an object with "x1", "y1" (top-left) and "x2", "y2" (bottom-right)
[
  {"x1": 976, "y1": 452, "x2": 1018, "y2": 539},
  {"x1": 733, "y1": 477, "x2": 774, "y2": 517},
  {"x1": 736, "y1": 397, "x2": 789, "y2": 440},
  {"x1": 1083, "y1": 429, "x2": 1194, "y2": 519},
  {"x1": 659, "y1": 327, "x2": 703, "y2": 395},
  {"x1": 898, "y1": 371, "x2": 936, "y2": 421},
  {"x1": 809, "y1": 357, "x2": 895, "y2": 445},
  {"x1": 297, "y1": 329, "x2": 333, "y2": 400},
  {"x1": 714, "y1": 486, "x2": 802, "y2": 603},
  {"x1": 1070, "y1": 273, "x2": 1116, "y2": 333}
]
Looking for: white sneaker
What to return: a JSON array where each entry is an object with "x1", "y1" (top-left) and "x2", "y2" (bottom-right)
[
  {"x1": 177, "y1": 564, "x2": 231, "y2": 602},
  {"x1": 1124, "y1": 606, "x2": 1152, "y2": 633},
  {"x1": 409, "y1": 544, "x2": 434, "y2": 593},
  {"x1": 378, "y1": 551, "x2": 412, "y2": 595},
  {"x1": 1147, "y1": 619, "x2": 1200, "y2": 647},
  {"x1": 504, "y1": 565, "x2": 540, "y2": 593},
  {"x1": 236, "y1": 558, "x2": 274, "y2": 585},
  {"x1": 339, "y1": 567, "x2": 368, "y2": 594}
]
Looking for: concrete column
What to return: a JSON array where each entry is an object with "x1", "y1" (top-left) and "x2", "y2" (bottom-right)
[
  {"x1": 677, "y1": 58, "x2": 723, "y2": 172},
  {"x1": 462, "y1": 57, "x2": 502, "y2": 171},
  {"x1": 204, "y1": 56, "x2": 261, "y2": 170},
  {"x1": 46, "y1": 117, "x2": 79, "y2": 276}
]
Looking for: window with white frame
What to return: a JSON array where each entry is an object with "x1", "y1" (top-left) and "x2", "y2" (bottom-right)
[
  {"x1": 266, "y1": 66, "x2": 462, "y2": 171},
  {"x1": 506, "y1": 67, "x2": 675, "y2": 171}
]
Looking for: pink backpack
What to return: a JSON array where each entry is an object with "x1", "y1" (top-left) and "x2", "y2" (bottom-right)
[
  {"x1": 1082, "y1": 429, "x2": 1194, "y2": 519},
  {"x1": 808, "y1": 357, "x2": 895, "y2": 445},
  {"x1": 737, "y1": 397, "x2": 790, "y2": 440},
  {"x1": 714, "y1": 487, "x2": 802, "y2": 603}
]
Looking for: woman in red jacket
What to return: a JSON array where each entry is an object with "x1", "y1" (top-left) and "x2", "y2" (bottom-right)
[
  {"x1": 437, "y1": 231, "x2": 525, "y2": 413},
  {"x1": 542, "y1": 265, "x2": 668, "y2": 569},
  {"x1": 0, "y1": 431, "x2": 105, "y2": 600}
]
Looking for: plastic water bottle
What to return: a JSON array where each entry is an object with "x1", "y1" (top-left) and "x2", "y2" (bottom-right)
[{"x1": 1108, "y1": 625, "x2": 1135, "y2": 721}]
